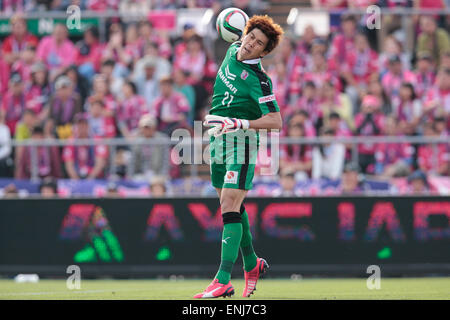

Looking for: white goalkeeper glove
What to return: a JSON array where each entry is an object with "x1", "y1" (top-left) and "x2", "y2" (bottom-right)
[{"x1": 203, "y1": 114, "x2": 250, "y2": 137}]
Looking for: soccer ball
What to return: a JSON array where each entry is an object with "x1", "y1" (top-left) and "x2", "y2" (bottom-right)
[{"x1": 216, "y1": 8, "x2": 249, "y2": 43}]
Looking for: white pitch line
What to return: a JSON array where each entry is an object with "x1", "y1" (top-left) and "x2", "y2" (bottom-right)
[{"x1": 0, "y1": 288, "x2": 148, "y2": 297}]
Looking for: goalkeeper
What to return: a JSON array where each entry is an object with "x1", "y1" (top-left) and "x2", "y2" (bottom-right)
[{"x1": 194, "y1": 15, "x2": 283, "y2": 299}]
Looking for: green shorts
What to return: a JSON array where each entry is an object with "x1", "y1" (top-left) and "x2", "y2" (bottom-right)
[{"x1": 209, "y1": 130, "x2": 259, "y2": 190}]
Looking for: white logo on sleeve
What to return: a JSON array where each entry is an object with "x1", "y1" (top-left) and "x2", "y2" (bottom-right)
[{"x1": 224, "y1": 171, "x2": 238, "y2": 184}]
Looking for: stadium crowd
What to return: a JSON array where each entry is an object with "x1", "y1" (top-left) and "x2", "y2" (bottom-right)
[{"x1": 0, "y1": 0, "x2": 449, "y2": 197}]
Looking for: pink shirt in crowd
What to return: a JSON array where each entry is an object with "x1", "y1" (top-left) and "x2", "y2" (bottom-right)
[{"x1": 36, "y1": 36, "x2": 77, "y2": 70}]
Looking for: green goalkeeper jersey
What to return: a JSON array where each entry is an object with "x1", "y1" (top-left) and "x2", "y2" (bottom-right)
[{"x1": 210, "y1": 41, "x2": 280, "y2": 120}]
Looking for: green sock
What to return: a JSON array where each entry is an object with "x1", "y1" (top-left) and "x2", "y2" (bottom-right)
[
  {"x1": 240, "y1": 209, "x2": 257, "y2": 272},
  {"x1": 215, "y1": 220, "x2": 242, "y2": 284}
]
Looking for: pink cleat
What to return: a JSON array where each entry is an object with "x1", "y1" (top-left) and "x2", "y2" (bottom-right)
[
  {"x1": 242, "y1": 258, "x2": 269, "y2": 297},
  {"x1": 193, "y1": 278, "x2": 235, "y2": 299}
]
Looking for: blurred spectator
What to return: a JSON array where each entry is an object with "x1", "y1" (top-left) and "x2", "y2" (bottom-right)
[
  {"x1": 312, "y1": 127, "x2": 345, "y2": 180},
  {"x1": 174, "y1": 34, "x2": 206, "y2": 85},
  {"x1": 88, "y1": 73, "x2": 118, "y2": 118},
  {"x1": 133, "y1": 41, "x2": 172, "y2": 84},
  {"x1": 319, "y1": 80, "x2": 354, "y2": 131},
  {"x1": 354, "y1": 95, "x2": 385, "y2": 174},
  {"x1": 416, "y1": 15, "x2": 450, "y2": 67},
  {"x1": 381, "y1": 54, "x2": 417, "y2": 105},
  {"x1": 152, "y1": 76, "x2": 191, "y2": 135},
  {"x1": 340, "y1": 32, "x2": 379, "y2": 111},
  {"x1": 327, "y1": 112, "x2": 352, "y2": 138},
  {"x1": 417, "y1": 122, "x2": 449, "y2": 175},
  {"x1": 285, "y1": 110, "x2": 316, "y2": 137},
  {"x1": 25, "y1": 62, "x2": 52, "y2": 122},
  {"x1": 433, "y1": 116, "x2": 448, "y2": 137},
  {"x1": 134, "y1": 56, "x2": 160, "y2": 107},
  {"x1": 375, "y1": 115, "x2": 413, "y2": 177},
  {"x1": 87, "y1": 99, "x2": 116, "y2": 138},
  {"x1": 414, "y1": 51, "x2": 436, "y2": 100},
  {"x1": 279, "y1": 120, "x2": 312, "y2": 180},
  {"x1": 407, "y1": 169, "x2": 430, "y2": 194},
  {"x1": 290, "y1": 81, "x2": 321, "y2": 128},
  {"x1": 173, "y1": 23, "x2": 196, "y2": 59},
  {"x1": 75, "y1": 26, "x2": 104, "y2": 80},
  {"x1": 39, "y1": 177, "x2": 58, "y2": 197},
  {"x1": 117, "y1": 80, "x2": 148, "y2": 138},
  {"x1": 302, "y1": 50, "x2": 340, "y2": 93},
  {"x1": 149, "y1": 175, "x2": 167, "y2": 197},
  {"x1": 64, "y1": 65, "x2": 90, "y2": 106},
  {"x1": 123, "y1": 23, "x2": 141, "y2": 67},
  {"x1": 268, "y1": 60, "x2": 291, "y2": 115},
  {"x1": 130, "y1": 114, "x2": 170, "y2": 181},
  {"x1": 378, "y1": 35, "x2": 411, "y2": 77},
  {"x1": 99, "y1": 59, "x2": 124, "y2": 100},
  {"x1": 45, "y1": 75, "x2": 83, "y2": 139},
  {"x1": 329, "y1": 14, "x2": 357, "y2": 70},
  {"x1": 273, "y1": 37, "x2": 303, "y2": 102},
  {"x1": 0, "y1": 111, "x2": 13, "y2": 177},
  {"x1": 295, "y1": 25, "x2": 320, "y2": 67},
  {"x1": 1, "y1": 183, "x2": 19, "y2": 198},
  {"x1": 62, "y1": 114, "x2": 109, "y2": 179},
  {"x1": 102, "y1": 23, "x2": 129, "y2": 78},
  {"x1": 15, "y1": 126, "x2": 62, "y2": 179},
  {"x1": 0, "y1": 54, "x2": 9, "y2": 95},
  {"x1": 441, "y1": 50, "x2": 450, "y2": 69},
  {"x1": 394, "y1": 82, "x2": 423, "y2": 135},
  {"x1": 36, "y1": 24, "x2": 77, "y2": 80},
  {"x1": 339, "y1": 162, "x2": 365, "y2": 195},
  {"x1": 1, "y1": 13, "x2": 38, "y2": 66},
  {"x1": 10, "y1": 44, "x2": 36, "y2": 84},
  {"x1": 366, "y1": 78, "x2": 392, "y2": 115},
  {"x1": 137, "y1": 20, "x2": 172, "y2": 59},
  {"x1": 272, "y1": 169, "x2": 299, "y2": 197},
  {"x1": 0, "y1": 73, "x2": 26, "y2": 136},
  {"x1": 422, "y1": 67, "x2": 450, "y2": 125},
  {"x1": 173, "y1": 68, "x2": 196, "y2": 123},
  {"x1": 14, "y1": 109, "x2": 36, "y2": 141}
]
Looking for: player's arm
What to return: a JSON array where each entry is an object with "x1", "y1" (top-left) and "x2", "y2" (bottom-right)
[{"x1": 248, "y1": 111, "x2": 282, "y2": 130}]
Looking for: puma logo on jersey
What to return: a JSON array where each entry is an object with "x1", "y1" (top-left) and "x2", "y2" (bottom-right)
[{"x1": 260, "y1": 80, "x2": 269, "y2": 87}]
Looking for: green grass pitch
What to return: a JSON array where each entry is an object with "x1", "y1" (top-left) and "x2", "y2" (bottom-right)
[{"x1": 0, "y1": 278, "x2": 449, "y2": 300}]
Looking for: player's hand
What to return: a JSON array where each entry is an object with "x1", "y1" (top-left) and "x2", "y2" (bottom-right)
[{"x1": 203, "y1": 115, "x2": 250, "y2": 137}]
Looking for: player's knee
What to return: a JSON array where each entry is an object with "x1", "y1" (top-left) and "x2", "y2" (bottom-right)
[{"x1": 222, "y1": 211, "x2": 241, "y2": 225}]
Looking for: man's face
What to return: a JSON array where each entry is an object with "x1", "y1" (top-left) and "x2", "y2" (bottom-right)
[
  {"x1": 12, "y1": 20, "x2": 26, "y2": 38},
  {"x1": 342, "y1": 171, "x2": 358, "y2": 193},
  {"x1": 410, "y1": 179, "x2": 426, "y2": 193},
  {"x1": 420, "y1": 17, "x2": 436, "y2": 34},
  {"x1": 141, "y1": 125, "x2": 155, "y2": 138},
  {"x1": 53, "y1": 25, "x2": 67, "y2": 42},
  {"x1": 239, "y1": 28, "x2": 269, "y2": 60}
]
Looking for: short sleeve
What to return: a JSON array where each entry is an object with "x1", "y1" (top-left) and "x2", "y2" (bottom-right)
[{"x1": 248, "y1": 65, "x2": 280, "y2": 115}]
